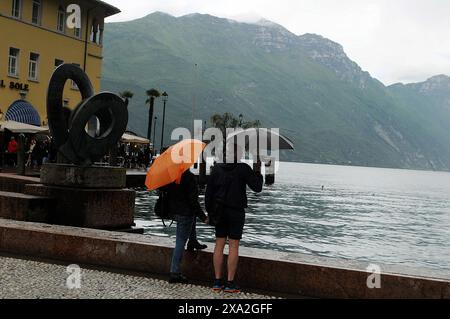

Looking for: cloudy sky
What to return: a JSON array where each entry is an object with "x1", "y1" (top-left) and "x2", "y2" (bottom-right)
[{"x1": 104, "y1": 0, "x2": 450, "y2": 85}]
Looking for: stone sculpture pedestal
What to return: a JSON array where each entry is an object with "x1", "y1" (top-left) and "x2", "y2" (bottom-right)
[{"x1": 24, "y1": 164, "x2": 136, "y2": 231}]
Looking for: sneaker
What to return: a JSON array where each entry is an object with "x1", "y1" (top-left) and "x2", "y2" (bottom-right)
[
  {"x1": 224, "y1": 281, "x2": 241, "y2": 293},
  {"x1": 187, "y1": 241, "x2": 207, "y2": 252},
  {"x1": 212, "y1": 279, "x2": 224, "y2": 292},
  {"x1": 168, "y1": 273, "x2": 188, "y2": 284}
]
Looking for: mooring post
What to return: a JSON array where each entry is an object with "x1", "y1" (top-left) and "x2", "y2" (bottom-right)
[{"x1": 265, "y1": 157, "x2": 275, "y2": 185}]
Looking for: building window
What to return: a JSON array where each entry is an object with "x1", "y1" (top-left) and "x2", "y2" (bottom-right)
[
  {"x1": 12, "y1": 0, "x2": 22, "y2": 18},
  {"x1": 71, "y1": 64, "x2": 80, "y2": 90},
  {"x1": 8, "y1": 48, "x2": 20, "y2": 77},
  {"x1": 28, "y1": 53, "x2": 40, "y2": 81},
  {"x1": 32, "y1": 0, "x2": 42, "y2": 25},
  {"x1": 90, "y1": 20, "x2": 99, "y2": 44},
  {"x1": 54, "y1": 59, "x2": 64, "y2": 69},
  {"x1": 57, "y1": 6, "x2": 65, "y2": 32},
  {"x1": 74, "y1": 27, "x2": 81, "y2": 38}
]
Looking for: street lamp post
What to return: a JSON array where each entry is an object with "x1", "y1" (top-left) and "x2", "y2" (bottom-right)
[
  {"x1": 146, "y1": 89, "x2": 161, "y2": 141},
  {"x1": 160, "y1": 92, "x2": 168, "y2": 153},
  {"x1": 152, "y1": 116, "x2": 157, "y2": 154}
]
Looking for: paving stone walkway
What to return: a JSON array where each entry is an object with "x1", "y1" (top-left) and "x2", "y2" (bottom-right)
[{"x1": 0, "y1": 255, "x2": 277, "y2": 299}]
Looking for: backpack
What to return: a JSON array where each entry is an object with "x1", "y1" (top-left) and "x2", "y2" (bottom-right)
[{"x1": 154, "y1": 186, "x2": 174, "y2": 227}]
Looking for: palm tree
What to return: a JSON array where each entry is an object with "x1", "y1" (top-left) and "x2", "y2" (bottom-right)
[
  {"x1": 120, "y1": 90, "x2": 134, "y2": 99},
  {"x1": 119, "y1": 90, "x2": 134, "y2": 106},
  {"x1": 145, "y1": 89, "x2": 161, "y2": 141}
]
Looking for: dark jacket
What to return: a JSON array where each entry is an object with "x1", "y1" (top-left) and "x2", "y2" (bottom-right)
[
  {"x1": 166, "y1": 170, "x2": 207, "y2": 221},
  {"x1": 205, "y1": 162, "x2": 263, "y2": 212}
]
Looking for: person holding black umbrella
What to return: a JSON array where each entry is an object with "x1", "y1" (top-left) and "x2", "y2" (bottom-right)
[{"x1": 205, "y1": 145, "x2": 263, "y2": 293}]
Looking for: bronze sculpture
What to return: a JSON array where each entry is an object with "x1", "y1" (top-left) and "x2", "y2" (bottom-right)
[{"x1": 46, "y1": 64, "x2": 128, "y2": 165}]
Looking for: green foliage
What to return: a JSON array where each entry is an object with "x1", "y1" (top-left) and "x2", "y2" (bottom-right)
[
  {"x1": 210, "y1": 112, "x2": 260, "y2": 140},
  {"x1": 145, "y1": 88, "x2": 161, "y2": 104},
  {"x1": 120, "y1": 90, "x2": 134, "y2": 99}
]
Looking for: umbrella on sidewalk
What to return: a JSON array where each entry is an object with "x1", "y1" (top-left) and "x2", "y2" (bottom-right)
[{"x1": 145, "y1": 139, "x2": 206, "y2": 190}]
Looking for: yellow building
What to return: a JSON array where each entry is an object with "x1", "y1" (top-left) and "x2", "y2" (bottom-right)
[{"x1": 0, "y1": 0, "x2": 120, "y2": 126}]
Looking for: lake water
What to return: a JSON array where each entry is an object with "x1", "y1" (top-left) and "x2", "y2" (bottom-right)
[{"x1": 134, "y1": 162, "x2": 450, "y2": 272}]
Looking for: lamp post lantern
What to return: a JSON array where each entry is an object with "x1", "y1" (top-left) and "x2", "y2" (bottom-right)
[{"x1": 160, "y1": 92, "x2": 168, "y2": 153}]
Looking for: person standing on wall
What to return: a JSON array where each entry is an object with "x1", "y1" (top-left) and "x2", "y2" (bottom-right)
[
  {"x1": 205, "y1": 145, "x2": 263, "y2": 293},
  {"x1": 165, "y1": 169, "x2": 209, "y2": 284}
]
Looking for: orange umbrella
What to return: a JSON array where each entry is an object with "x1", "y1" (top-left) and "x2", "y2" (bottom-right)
[{"x1": 145, "y1": 139, "x2": 206, "y2": 190}]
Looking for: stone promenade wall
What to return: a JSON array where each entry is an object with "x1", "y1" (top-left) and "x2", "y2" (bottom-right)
[{"x1": 0, "y1": 219, "x2": 449, "y2": 298}]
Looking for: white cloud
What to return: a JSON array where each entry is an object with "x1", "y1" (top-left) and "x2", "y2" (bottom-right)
[{"x1": 104, "y1": 0, "x2": 450, "y2": 85}]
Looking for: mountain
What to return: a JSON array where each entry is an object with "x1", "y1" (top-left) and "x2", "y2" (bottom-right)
[
  {"x1": 387, "y1": 75, "x2": 450, "y2": 170},
  {"x1": 101, "y1": 12, "x2": 450, "y2": 171}
]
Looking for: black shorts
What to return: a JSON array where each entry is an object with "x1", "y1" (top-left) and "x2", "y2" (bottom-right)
[{"x1": 215, "y1": 207, "x2": 245, "y2": 240}]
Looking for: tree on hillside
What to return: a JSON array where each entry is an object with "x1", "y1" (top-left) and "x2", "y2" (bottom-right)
[
  {"x1": 210, "y1": 112, "x2": 261, "y2": 159},
  {"x1": 211, "y1": 112, "x2": 261, "y2": 134},
  {"x1": 145, "y1": 89, "x2": 161, "y2": 141}
]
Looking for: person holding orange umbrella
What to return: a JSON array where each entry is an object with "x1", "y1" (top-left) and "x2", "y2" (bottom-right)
[{"x1": 146, "y1": 139, "x2": 209, "y2": 284}]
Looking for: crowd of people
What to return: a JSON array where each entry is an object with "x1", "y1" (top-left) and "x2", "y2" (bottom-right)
[
  {"x1": 25, "y1": 137, "x2": 54, "y2": 168},
  {"x1": 1, "y1": 133, "x2": 154, "y2": 170},
  {"x1": 1, "y1": 135, "x2": 55, "y2": 168},
  {"x1": 115, "y1": 143, "x2": 153, "y2": 169}
]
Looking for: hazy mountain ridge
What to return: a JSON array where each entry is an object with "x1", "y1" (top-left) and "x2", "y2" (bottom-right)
[
  {"x1": 390, "y1": 74, "x2": 450, "y2": 96},
  {"x1": 101, "y1": 12, "x2": 450, "y2": 171}
]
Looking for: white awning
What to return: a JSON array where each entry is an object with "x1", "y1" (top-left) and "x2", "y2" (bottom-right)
[
  {"x1": 121, "y1": 133, "x2": 150, "y2": 144},
  {"x1": 0, "y1": 120, "x2": 49, "y2": 134}
]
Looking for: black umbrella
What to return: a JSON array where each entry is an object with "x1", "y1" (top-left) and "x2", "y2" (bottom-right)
[{"x1": 226, "y1": 128, "x2": 294, "y2": 151}]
